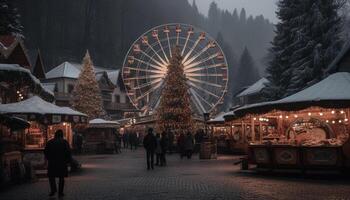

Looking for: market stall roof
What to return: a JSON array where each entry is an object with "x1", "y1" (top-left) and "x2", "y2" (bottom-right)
[
  {"x1": 0, "y1": 64, "x2": 54, "y2": 101},
  {"x1": 234, "y1": 72, "x2": 350, "y2": 116},
  {"x1": 0, "y1": 96, "x2": 87, "y2": 117},
  {"x1": 89, "y1": 118, "x2": 119, "y2": 128},
  {"x1": 208, "y1": 112, "x2": 227, "y2": 124},
  {"x1": 0, "y1": 114, "x2": 30, "y2": 131},
  {"x1": 237, "y1": 78, "x2": 268, "y2": 97}
]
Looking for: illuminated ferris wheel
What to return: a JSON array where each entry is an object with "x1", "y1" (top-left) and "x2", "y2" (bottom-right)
[{"x1": 122, "y1": 23, "x2": 228, "y2": 116}]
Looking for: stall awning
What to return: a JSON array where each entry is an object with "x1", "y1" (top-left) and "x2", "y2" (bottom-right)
[
  {"x1": 0, "y1": 96, "x2": 87, "y2": 123},
  {"x1": 89, "y1": 118, "x2": 119, "y2": 128},
  {"x1": 208, "y1": 112, "x2": 227, "y2": 124},
  {"x1": 234, "y1": 72, "x2": 350, "y2": 116}
]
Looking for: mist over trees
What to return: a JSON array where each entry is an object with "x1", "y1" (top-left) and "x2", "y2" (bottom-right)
[{"x1": 13, "y1": 0, "x2": 274, "y2": 84}]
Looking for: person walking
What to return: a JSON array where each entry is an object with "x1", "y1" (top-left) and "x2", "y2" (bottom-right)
[
  {"x1": 177, "y1": 132, "x2": 186, "y2": 159},
  {"x1": 155, "y1": 133, "x2": 162, "y2": 166},
  {"x1": 44, "y1": 130, "x2": 72, "y2": 197},
  {"x1": 184, "y1": 131, "x2": 194, "y2": 159},
  {"x1": 114, "y1": 130, "x2": 122, "y2": 154},
  {"x1": 160, "y1": 131, "x2": 168, "y2": 166},
  {"x1": 143, "y1": 128, "x2": 157, "y2": 170},
  {"x1": 122, "y1": 132, "x2": 129, "y2": 149}
]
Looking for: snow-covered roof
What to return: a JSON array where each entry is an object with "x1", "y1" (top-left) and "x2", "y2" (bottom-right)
[
  {"x1": 208, "y1": 112, "x2": 227, "y2": 123},
  {"x1": 46, "y1": 61, "x2": 120, "y2": 82},
  {"x1": 234, "y1": 72, "x2": 350, "y2": 116},
  {"x1": 46, "y1": 62, "x2": 81, "y2": 79},
  {"x1": 89, "y1": 118, "x2": 119, "y2": 124},
  {"x1": 0, "y1": 96, "x2": 86, "y2": 116},
  {"x1": 0, "y1": 64, "x2": 54, "y2": 99},
  {"x1": 237, "y1": 78, "x2": 268, "y2": 97},
  {"x1": 107, "y1": 70, "x2": 120, "y2": 85}
]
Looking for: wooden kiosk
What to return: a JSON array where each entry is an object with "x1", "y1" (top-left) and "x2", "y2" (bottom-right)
[
  {"x1": 0, "y1": 96, "x2": 87, "y2": 168},
  {"x1": 234, "y1": 72, "x2": 350, "y2": 171}
]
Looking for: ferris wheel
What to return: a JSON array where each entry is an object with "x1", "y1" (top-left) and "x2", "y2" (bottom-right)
[{"x1": 122, "y1": 23, "x2": 228, "y2": 116}]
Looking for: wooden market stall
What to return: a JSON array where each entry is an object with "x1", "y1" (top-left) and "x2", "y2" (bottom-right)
[
  {"x1": 0, "y1": 115, "x2": 30, "y2": 185},
  {"x1": 0, "y1": 96, "x2": 87, "y2": 168},
  {"x1": 83, "y1": 118, "x2": 120, "y2": 154},
  {"x1": 234, "y1": 72, "x2": 350, "y2": 171}
]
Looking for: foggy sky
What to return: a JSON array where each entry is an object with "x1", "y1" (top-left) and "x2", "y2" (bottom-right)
[{"x1": 192, "y1": 0, "x2": 278, "y2": 23}]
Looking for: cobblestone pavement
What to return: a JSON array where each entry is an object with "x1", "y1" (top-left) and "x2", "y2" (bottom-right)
[{"x1": 1, "y1": 149, "x2": 350, "y2": 200}]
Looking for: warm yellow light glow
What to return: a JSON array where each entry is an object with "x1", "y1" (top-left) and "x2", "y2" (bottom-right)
[
  {"x1": 285, "y1": 116, "x2": 289, "y2": 119},
  {"x1": 319, "y1": 113, "x2": 323, "y2": 116},
  {"x1": 332, "y1": 121, "x2": 335, "y2": 124},
  {"x1": 331, "y1": 110, "x2": 335, "y2": 114},
  {"x1": 339, "y1": 120, "x2": 342, "y2": 123},
  {"x1": 326, "y1": 120, "x2": 329, "y2": 123},
  {"x1": 253, "y1": 117, "x2": 256, "y2": 121},
  {"x1": 294, "y1": 115, "x2": 298, "y2": 118},
  {"x1": 340, "y1": 110, "x2": 344, "y2": 114},
  {"x1": 308, "y1": 112, "x2": 311, "y2": 116},
  {"x1": 345, "y1": 119, "x2": 349, "y2": 122},
  {"x1": 279, "y1": 115, "x2": 282, "y2": 119}
]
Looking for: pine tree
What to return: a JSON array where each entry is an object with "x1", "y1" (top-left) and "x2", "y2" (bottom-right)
[
  {"x1": 71, "y1": 50, "x2": 104, "y2": 119},
  {"x1": 263, "y1": 0, "x2": 301, "y2": 100},
  {"x1": 287, "y1": 0, "x2": 344, "y2": 95},
  {"x1": 156, "y1": 46, "x2": 193, "y2": 133},
  {"x1": 0, "y1": 0, "x2": 23, "y2": 36},
  {"x1": 236, "y1": 47, "x2": 260, "y2": 90}
]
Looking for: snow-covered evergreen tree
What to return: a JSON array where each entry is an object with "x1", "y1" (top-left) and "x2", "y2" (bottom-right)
[
  {"x1": 0, "y1": 0, "x2": 23, "y2": 36},
  {"x1": 264, "y1": 0, "x2": 344, "y2": 100},
  {"x1": 287, "y1": 0, "x2": 344, "y2": 95},
  {"x1": 236, "y1": 47, "x2": 260, "y2": 90},
  {"x1": 71, "y1": 50, "x2": 104, "y2": 119},
  {"x1": 263, "y1": 0, "x2": 301, "y2": 100}
]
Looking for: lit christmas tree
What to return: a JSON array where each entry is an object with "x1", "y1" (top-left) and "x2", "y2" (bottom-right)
[
  {"x1": 71, "y1": 50, "x2": 104, "y2": 119},
  {"x1": 156, "y1": 46, "x2": 193, "y2": 133}
]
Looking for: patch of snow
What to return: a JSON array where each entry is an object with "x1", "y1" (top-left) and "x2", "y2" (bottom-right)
[
  {"x1": 237, "y1": 78, "x2": 269, "y2": 97},
  {"x1": 89, "y1": 118, "x2": 119, "y2": 124}
]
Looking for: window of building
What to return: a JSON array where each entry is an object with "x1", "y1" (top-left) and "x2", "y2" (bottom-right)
[
  {"x1": 68, "y1": 84, "x2": 74, "y2": 93},
  {"x1": 114, "y1": 95, "x2": 120, "y2": 103}
]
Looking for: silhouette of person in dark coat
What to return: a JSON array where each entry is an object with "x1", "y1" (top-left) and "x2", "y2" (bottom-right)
[
  {"x1": 44, "y1": 130, "x2": 72, "y2": 197},
  {"x1": 143, "y1": 128, "x2": 157, "y2": 170}
]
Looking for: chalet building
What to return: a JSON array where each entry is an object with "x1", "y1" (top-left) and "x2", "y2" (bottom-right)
[
  {"x1": 0, "y1": 35, "x2": 31, "y2": 70},
  {"x1": 233, "y1": 78, "x2": 268, "y2": 106},
  {"x1": 43, "y1": 61, "x2": 138, "y2": 119},
  {"x1": 0, "y1": 36, "x2": 53, "y2": 103}
]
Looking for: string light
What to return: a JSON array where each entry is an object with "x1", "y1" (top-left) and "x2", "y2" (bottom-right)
[
  {"x1": 339, "y1": 120, "x2": 342, "y2": 123},
  {"x1": 319, "y1": 113, "x2": 323, "y2": 116},
  {"x1": 345, "y1": 119, "x2": 349, "y2": 122},
  {"x1": 308, "y1": 112, "x2": 311, "y2": 116},
  {"x1": 326, "y1": 120, "x2": 329, "y2": 123},
  {"x1": 294, "y1": 115, "x2": 298, "y2": 118},
  {"x1": 340, "y1": 110, "x2": 344, "y2": 114},
  {"x1": 285, "y1": 116, "x2": 289, "y2": 119},
  {"x1": 332, "y1": 121, "x2": 335, "y2": 124},
  {"x1": 331, "y1": 110, "x2": 335, "y2": 114},
  {"x1": 279, "y1": 115, "x2": 283, "y2": 119}
]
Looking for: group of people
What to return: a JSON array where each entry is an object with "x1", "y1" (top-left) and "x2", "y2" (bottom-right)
[
  {"x1": 142, "y1": 128, "x2": 197, "y2": 170},
  {"x1": 122, "y1": 131, "x2": 139, "y2": 150}
]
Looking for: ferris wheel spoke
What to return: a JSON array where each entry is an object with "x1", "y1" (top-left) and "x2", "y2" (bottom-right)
[
  {"x1": 156, "y1": 38, "x2": 169, "y2": 63},
  {"x1": 146, "y1": 42, "x2": 168, "y2": 66},
  {"x1": 166, "y1": 33, "x2": 172, "y2": 59},
  {"x1": 186, "y1": 73, "x2": 223, "y2": 77},
  {"x1": 133, "y1": 78, "x2": 163, "y2": 90},
  {"x1": 134, "y1": 57, "x2": 166, "y2": 73},
  {"x1": 135, "y1": 80, "x2": 164, "y2": 101},
  {"x1": 181, "y1": 33, "x2": 191, "y2": 56},
  {"x1": 189, "y1": 87, "x2": 214, "y2": 109},
  {"x1": 124, "y1": 74, "x2": 165, "y2": 81},
  {"x1": 183, "y1": 44, "x2": 211, "y2": 66},
  {"x1": 124, "y1": 67, "x2": 164, "y2": 74},
  {"x1": 189, "y1": 88, "x2": 206, "y2": 113},
  {"x1": 139, "y1": 50, "x2": 167, "y2": 70},
  {"x1": 184, "y1": 63, "x2": 226, "y2": 73},
  {"x1": 187, "y1": 77, "x2": 222, "y2": 88},
  {"x1": 187, "y1": 81, "x2": 220, "y2": 99},
  {"x1": 182, "y1": 37, "x2": 201, "y2": 64},
  {"x1": 184, "y1": 52, "x2": 220, "y2": 70}
]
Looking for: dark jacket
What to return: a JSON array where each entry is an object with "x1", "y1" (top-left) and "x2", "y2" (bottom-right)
[
  {"x1": 184, "y1": 134, "x2": 194, "y2": 150},
  {"x1": 160, "y1": 136, "x2": 168, "y2": 152},
  {"x1": 44, "y1": 138, "x2": 72, "y2": 177},
  {"x1": 143, "y1": 133, "x2": 157, "y2": 151}
]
